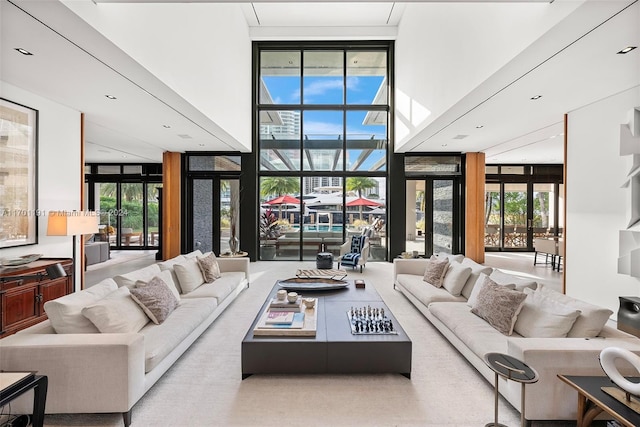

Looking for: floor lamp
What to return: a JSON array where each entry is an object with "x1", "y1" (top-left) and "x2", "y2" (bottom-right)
[{"x1": 47, "y1": 211, "x2": 99, "y2": 290}]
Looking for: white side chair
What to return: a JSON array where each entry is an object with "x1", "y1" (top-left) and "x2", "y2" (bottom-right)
[{"x1": 338, "y1": 235, "x2": 370, "y2": 272}]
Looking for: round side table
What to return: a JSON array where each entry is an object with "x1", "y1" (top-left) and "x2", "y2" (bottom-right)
[
  {"x1": 219, "y1": 251, "x2": 248, "y2": 258},
  {"x1": 484, "y1": 352, "x2": 539, "y2": 427}
]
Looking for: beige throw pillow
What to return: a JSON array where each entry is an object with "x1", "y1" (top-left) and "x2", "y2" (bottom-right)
[
  {"x1": 423, "y1": 257, "x2": 449, "y2": 287},
  {"x1": 471, "y1": 279, "x2": 527, "y2": 335},
  {"x1": 514, "y1": 288, "x2": 581, "y2": 337},
  {"x1": 44, "y1": 278, "x2": 118, "y2": 334},
  {"x1": 197, "y1": 251, "x2": 222, "y2": 283},
  {"x1": 81, "y1": 287, "x2": 149, "y2": 333},
  {"x1": 441, "y1": 263, "x2": 472, "y2": 296},
  {"x1": 537, "y1": 284, "x2": 613, "y2": 338},
  {"x1": 130, "y1": 276, "x2": 179, "y2": 324},
  {"x1": 173, "y1": 257, "x2": 205, "y2": 293}
]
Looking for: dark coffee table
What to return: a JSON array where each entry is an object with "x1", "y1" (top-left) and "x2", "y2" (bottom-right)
[{"x1": 241, "y1": 280, "x2": 412, "y2": 379}]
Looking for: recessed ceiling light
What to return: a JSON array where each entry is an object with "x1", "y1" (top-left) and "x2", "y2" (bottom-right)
[
  {"x1": 198, "y1": 144, "x2": 205, "y2": 147},
  {"x1": 476, "y1": 125, "x2": 484, "y2": 129},
  {"x1": 441, "y1": 144, "x2": 448, "y2": 147},
  {"x1": 530, "y1": 95, "x2": 542, "y2": 100},
  {"x1": 617, "y1": 46, "x2": 637, "y2": 54},
  {"x1": 122, "y1": 155, "x2": 127, "y2": 158},
  {"x1": 105, "y1": 95, "x2": 117, "y2": 100},
  {"x1": 163, "y1": 124, "x2": 171, "y2": 129},
  {"x1": 14, "y1": 48, "x2": 32, "y2": 56}
]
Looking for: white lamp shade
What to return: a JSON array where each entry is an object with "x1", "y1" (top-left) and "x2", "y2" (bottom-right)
[{"x1": 47, "y1": 211, "x2": 99, "y2": 236}]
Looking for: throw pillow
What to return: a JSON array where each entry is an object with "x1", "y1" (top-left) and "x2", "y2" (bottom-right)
[
  {"x1": 422, "y1": 257, "x2": 449, "y2": 287},
  {"x1": 441, "y1": 263, "x2": 472, "y2": 296},
  {"x1": 113, "y1": 264, "x2": 162, "y2": 289},
  {"x1": 514, "y1": 288, "x2": 581, "y2": 338},
  {"x1": 130, "y1": 276, "x2": 179, "y2": 324},
  {"x1": 467, "y1": 273, "x2": 516, "y2": 307},
  {"x1": 197, "y1": 251, "x2": 222, "y2": 282},
  {"x1": 81, "y1": 287, "x2": 149, "y2": 333},
  {"x1": 459, "y1": 258, "x2": 493, "y2": 300},
  {"x1": 537, "y1": 284, "x2": 613, "y2": 338},
  {"x1": 136, "y1": 269, "x2": 181, "y2": 301},
  {"x1": 471, "y1": 280, "x2": 527, "y2": 335},
  {"x1": 489, "y1": 269, "x2": 537, "y2": 291},
  {"x1": 44, "y1": 278, "x2": 118, "y2": 334},
  {"x1": 173, "y1": 257, "x2": 205, "y2": 294}
]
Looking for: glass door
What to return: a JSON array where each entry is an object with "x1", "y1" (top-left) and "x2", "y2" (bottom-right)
[
  {"x1": 406, "y1": 179, "x2": 455, "y2": 257},
  {"x1": 187, "y1": 177, "x2": 238, "y2": 256},
  {"x1": 503, "y1": 183, "x2": 528, "y2": 250}
]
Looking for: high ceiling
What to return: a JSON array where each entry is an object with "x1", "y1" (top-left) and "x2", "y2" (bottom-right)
[{"x1": 1, "y1": 0, "x2": 638, "y2": 164}]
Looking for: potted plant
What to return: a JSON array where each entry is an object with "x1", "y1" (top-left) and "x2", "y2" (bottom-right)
[{"x1": 260, "y1": 209, "x2": 281, "y2": 260}]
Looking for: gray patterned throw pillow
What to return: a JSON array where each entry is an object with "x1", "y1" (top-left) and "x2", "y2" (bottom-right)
[
  {"x1": 130, "y1": 276, "x2": 179, "y2": 324},
  {"x1": 422, "y1": 257, "x2": 450, "y2": 287},
  {"x1": 471, "y1": 279, "x2": 527, "y2": 335},
  {"x1": 197, "y1": 252, "x2": 222, "y2": 282}
]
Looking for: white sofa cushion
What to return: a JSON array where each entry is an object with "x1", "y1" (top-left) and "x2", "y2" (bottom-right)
[
  {"x1": 184, "y1": 249, "x2": 203, "y2": 258},
  {"x1": 141, "y1": 298, "x2": 218, "y2": 372},
  {"x1": 136, "y1": 270, "x2": 181, "y2": 301},
  {"x1": 467, "y1": 273, "x2": 516, "y2": 307},
  {"x1": 396, "y1": 273, "x2": 466, "y2": 305},
  {"x1": 44, "y1": 278, "x2": 118, "y2": 334},
  {"x1": 538, "y1": 284, "x2": 613, "y2": 338},
  {"x1": 157, "y1": 255, "x2": 187, "y2": 293},
  {"x1": 433, "y1": 252, "x2": 465, "y2": 263},
  {"x1": 180, "y1": 272, "x2": 245, "y2": 303},
  {"x1": 81, "y1": 287, "x2": 149, "y2": 333},
  {"x1": 442, "y1": 263, "x2": 472, "y2": 296},
  {"x1": 459, "y1": 258, "x2": 493, "y2": 300},
  {"x1": 471, "y1": 279, "x2": 527, "y2": 335},
  {"x1": 130, "y1": 276, "x2": 179, "y2": 324},
  {"x1": 514, "y1": 288, "x2": 581, "y2": 338},
  {"x1": 423, "y1": 257, "x2": 449, "y2": 287},
  {"x1": 489, "y1": 269, "x2": 537, "y2": 292},
  {"x1": 113, "y1": 264, "x2": 162, "y2": 289},
  {"x1": 428, "y1": 302, "x2": 510, "y2": 358},
  {"x1": 174, "y1": 257, "x2": 205, "y2": 293}
]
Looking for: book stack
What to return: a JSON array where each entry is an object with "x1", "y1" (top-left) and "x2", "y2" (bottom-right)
[
  {"x1": 268, "y1": 297, "x2": 303, "y2": 312},
  {"x1": 253, "y1": 297, "x2": 318, "y2": 337}
]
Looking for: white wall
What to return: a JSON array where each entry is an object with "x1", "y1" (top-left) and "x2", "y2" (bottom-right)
[
  {"x1": 566, "y1": 87, "x2": 640, "y2": 315},
  {"x1": 63, "y1": 2, "x2": 253, "y2": 150},
  {"x1": 1, "y1": 82, "x2": 82, "y2": 287},
  {"x1": 394, "y1": 1, "x2": 581, "y2": 148}
]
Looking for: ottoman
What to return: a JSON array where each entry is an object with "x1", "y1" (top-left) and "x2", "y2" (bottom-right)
[{"x1": 316, "y1": 252, "x2": 334, "y2": 269}]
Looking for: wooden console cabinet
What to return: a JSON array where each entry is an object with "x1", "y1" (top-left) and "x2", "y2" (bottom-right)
[{"x1": 0, "y1": 258, "x2": 73, "y2": 337}]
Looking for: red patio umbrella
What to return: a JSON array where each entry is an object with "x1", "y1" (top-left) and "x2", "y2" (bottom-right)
[
  {"x1": 265, "y1": 195, "x2": 302, "y2": 220},
  {"x1": 346, "y1": 197, "x2": 382, "y2": 221},
  {"x1": 346, "y1": 197, "x2": 382, "y2": 207},
  {"x1": 265, "y1": 195, "x2": 302, "y2": 205}
]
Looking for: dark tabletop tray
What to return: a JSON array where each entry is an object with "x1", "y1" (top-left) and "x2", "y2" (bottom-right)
[{"x1": 277, "y1": 277, "x2": 349, "y2": 291}]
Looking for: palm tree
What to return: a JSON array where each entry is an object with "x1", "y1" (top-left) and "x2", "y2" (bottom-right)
[
  {"x1": 260, "y1": 176, "x2": 299, "y2": 219},
  {"x1": 346, "y1": 177, "x2": 377, "y2": 220}
]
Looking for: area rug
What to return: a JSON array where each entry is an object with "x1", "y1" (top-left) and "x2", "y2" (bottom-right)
[{"x1": 45, "y1": 261, "x2": 537, "y2": 427}]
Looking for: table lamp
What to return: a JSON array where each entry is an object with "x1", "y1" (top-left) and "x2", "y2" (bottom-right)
[{"x1": 47, "y1": 211, "x2": 99, "y2": 287}]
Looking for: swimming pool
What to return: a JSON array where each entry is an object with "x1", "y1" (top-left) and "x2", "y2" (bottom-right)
[{"x1": 291, "y1": 225, "x2": 344, "y2": 233}]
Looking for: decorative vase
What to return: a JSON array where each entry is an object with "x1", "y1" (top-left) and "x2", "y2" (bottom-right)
[{"x1": 229, "y1": 235, "x2": 239, "y2": 255}]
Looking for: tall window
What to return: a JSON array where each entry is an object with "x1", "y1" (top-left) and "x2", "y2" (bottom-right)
[{"x1": 256, "y1": 42, "x2": 391, "y2": 261}]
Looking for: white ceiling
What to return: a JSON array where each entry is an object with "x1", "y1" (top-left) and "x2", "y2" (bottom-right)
[{"x1": 2, "y1": 0, "x2": 639, "y2": 164}]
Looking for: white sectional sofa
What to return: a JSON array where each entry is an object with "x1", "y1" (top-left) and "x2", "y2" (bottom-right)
[
  {"x1": 393, "y1": 254, "x2": 640, "y2": 422},
  {"x1": 0, "y1": 250, "x2": 249, "y2": 426}
]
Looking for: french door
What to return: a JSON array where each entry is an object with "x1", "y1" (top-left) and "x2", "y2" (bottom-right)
[{"x1": 485, "y1": 182, "x2": 560, "y2": 251}]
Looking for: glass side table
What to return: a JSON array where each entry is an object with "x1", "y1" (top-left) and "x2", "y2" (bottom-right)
[{"x1": 484, "y1": 352, "x2": 539, "y2": 427}]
